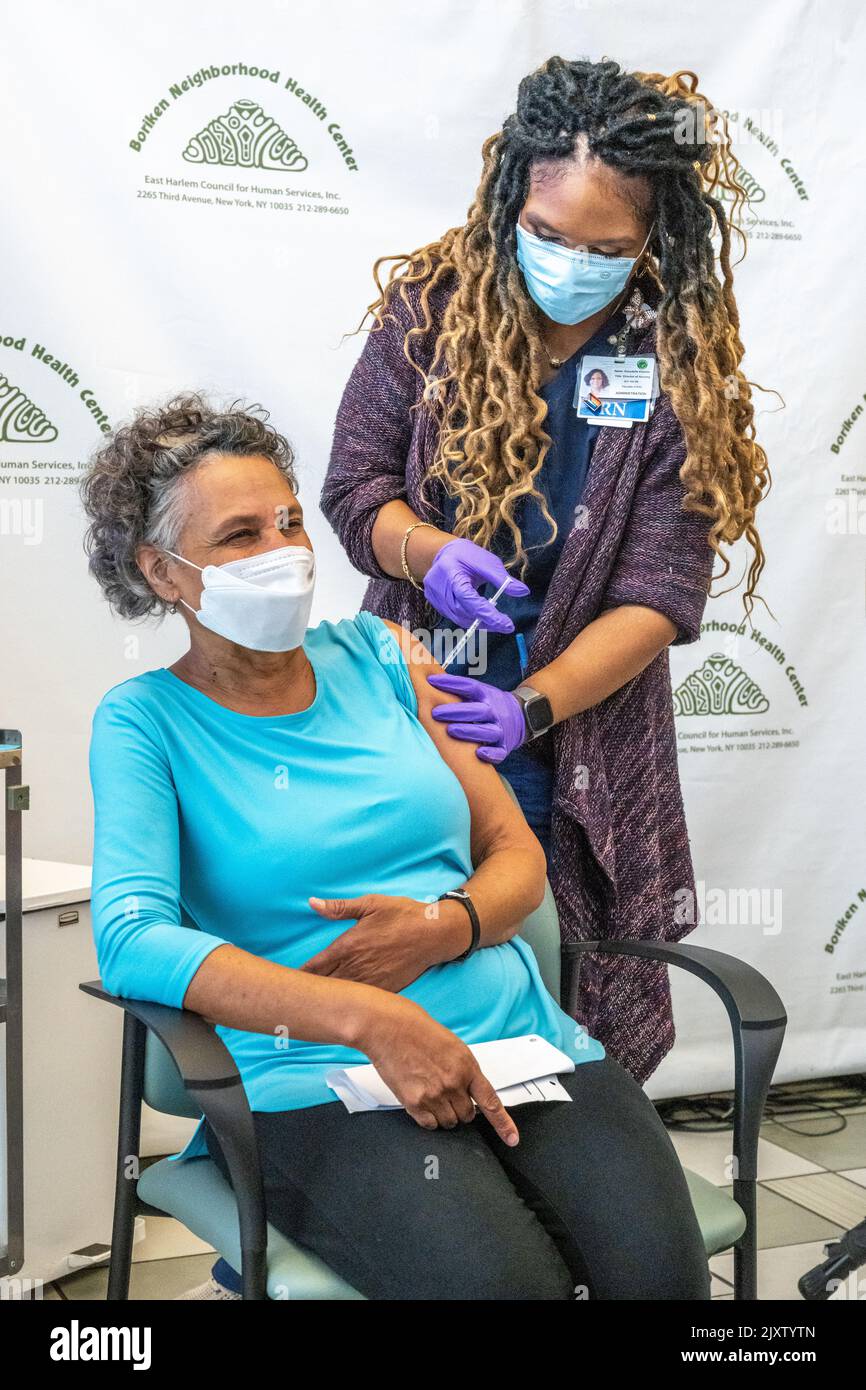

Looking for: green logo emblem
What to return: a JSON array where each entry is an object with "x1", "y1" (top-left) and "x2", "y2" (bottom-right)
[
  {"x1": 0, "y1": 373, "x2": 58, "y2": 443},
  {"x1": 183, "y1": 98, "x2": 308, "y2": 172},
  {"x1": 673, "y1": 653, "x2": 770, "y2": 717},
  {"x1": 637, "y1": 358, "x2": 648, "y2": 369}
]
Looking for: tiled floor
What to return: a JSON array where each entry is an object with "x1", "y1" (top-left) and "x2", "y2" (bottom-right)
[
  {"x1": 45, "y1": 1080, "x2": 866, "y2": 1302},
  {"x1": 668, "y1": 1081, "x2": 866, "y2": 1301}
]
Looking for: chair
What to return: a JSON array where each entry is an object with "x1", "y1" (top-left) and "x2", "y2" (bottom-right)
[{"x1": 80, "y1": 873, "x2": 785, "y2": 1301}]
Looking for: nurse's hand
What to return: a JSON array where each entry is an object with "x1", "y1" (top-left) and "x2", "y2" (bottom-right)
[
  {"x1": 360, "y1": 993, "x2": 519, "y2": 1145},
  {"x1": 302, "y1": 893, "x2": 459, "y2": 992},
  {"x1": 423, "y1": 538, "x2": 528, "y2": 632},
  {"x1": 426, "y1": 674, "x2": 526, "y2": 763}
]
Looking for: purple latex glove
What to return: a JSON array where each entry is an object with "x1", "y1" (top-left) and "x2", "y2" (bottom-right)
[
  {"x1": 427, "y1": 673, "x2": 526, "y2": 764},
  {"x1": 423, "y1": 539, "x2": 529, "y2": 634}
]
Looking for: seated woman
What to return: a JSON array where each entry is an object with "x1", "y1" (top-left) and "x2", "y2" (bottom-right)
[{"x1": 81, "y1": 392, "x2": 710, "y2": 1302}]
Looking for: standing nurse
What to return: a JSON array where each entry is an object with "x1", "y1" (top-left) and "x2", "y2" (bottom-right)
[{"x1": 322, "y1": 56, "x2": 770, "y2": 1082}]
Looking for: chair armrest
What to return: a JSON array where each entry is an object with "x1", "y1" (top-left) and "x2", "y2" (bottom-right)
[
  {"x1": 561, "y1": 942, "x2": 787, "y2": 1184},
  {"x1": 561, "y1": 940, "x2": 786, "y2": 1031},
  {"x1": 79, "y1": 979, "x2": 241, "y2": 1091},
  {"x1": 79, "y1": 979, "x2": 268, "y2": 1299}
]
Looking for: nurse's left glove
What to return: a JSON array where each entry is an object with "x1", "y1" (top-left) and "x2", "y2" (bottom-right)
[{"x1": 427, "y1": 674, "x2": 526, "y2": 764}]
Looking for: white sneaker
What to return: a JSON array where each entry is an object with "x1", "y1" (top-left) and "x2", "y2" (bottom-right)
[{"x1": 175, "y1": 1275, "x2": 242, "y2": 1301}]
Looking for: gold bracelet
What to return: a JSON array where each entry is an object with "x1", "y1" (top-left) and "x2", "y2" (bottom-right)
[{"x1": 400, "y1": 521, "x2": 437, "y2": 590}]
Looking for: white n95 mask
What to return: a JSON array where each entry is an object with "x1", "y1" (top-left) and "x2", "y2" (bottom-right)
[{"x1": 164, "y1": 544, "x2": 316, "y2": 652}]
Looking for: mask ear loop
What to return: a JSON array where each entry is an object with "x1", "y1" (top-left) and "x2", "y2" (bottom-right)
[
  {"x1": 161, "y1": 549, "x2": 202, "y2": 618},
  {"x1": 634, "y1": 219, "x2": 656, "y2": 276},
  {"x1": 162, "y1": 548, "x2": 203, "y2": 572}
]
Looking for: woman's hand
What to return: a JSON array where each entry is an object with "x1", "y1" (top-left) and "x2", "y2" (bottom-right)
[
  {"x1": 423, "y1": 538, "x2": 528, "y2": 632},
  {"x1": 358, "y1": 992, "x2": 519, "y2": 1145},
  {"x1": 426, "y1": 674, "x2": 527, "y2": 763},
  {"x1": 300, "y1": 893, "x2": 470, "y2": 992}
]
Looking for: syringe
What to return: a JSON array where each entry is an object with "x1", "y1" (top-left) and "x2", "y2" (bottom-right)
[{"x1": 441, "y1": 577, "x2": 511, "y2": 671}]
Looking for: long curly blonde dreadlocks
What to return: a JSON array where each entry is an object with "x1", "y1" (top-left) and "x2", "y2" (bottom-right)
[{"x1": 360, "y1": 56, "x2": 771, "y2": 610}]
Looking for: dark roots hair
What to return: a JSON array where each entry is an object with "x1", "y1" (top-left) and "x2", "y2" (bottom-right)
[{"x1": 80, "y1": 391, "x2": 297, "y2": 619}]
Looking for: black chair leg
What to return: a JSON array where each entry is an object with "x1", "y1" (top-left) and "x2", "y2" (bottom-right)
[
  {"x1": 107, "y1": 1011, "x2": 146, "y2": 1300},
  {"x1": 241, "y1": 1243, "x2": 269, "y2": 1301},
  {"x1": 733, "y1": 1179, "x2": 758, "y2": 1300},
  {"x1": 730, "y1": 1019, "x2": 785, "y2": 1301},
  {"x1": 194, "y1": 1086, "x2": 268, "y2": 1301}
]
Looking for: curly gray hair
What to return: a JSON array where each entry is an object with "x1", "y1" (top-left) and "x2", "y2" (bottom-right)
[{"x1": 80, "y1": 391, "x2": 298, "y2": 619}]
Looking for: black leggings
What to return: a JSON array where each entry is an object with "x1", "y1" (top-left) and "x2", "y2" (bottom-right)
[{"x1": 204, "y1": 1052, "x2": 711, "y2": 1300}]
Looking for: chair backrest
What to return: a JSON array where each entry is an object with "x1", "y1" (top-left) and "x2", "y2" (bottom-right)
[
  {"x1": 144, "y1": 1033, "x2": 202, "y2": 1118},
  {"x1": 514, "y1": 879, "x2": 561, "y2": 1002},
  {"x1": 143, "y1": 772, "x2": 563, "y2": 1119}
]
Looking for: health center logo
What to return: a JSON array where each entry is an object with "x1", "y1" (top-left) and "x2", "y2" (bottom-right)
[
  {"x1": 0, "y1": 335, "x2": 113, "y2": 497},
  {"x1": 128, "y1": 63, "x2": 360, "y2": 173},
  {"x1": 183, "y1": 97, "x2": 308, "y2": 172},
  {"x1": 0, "y1": 373, "x2": 58, "y2": 444},
  {"x1": 673, "y1": 653, "x2": 770, "y2": 717}
]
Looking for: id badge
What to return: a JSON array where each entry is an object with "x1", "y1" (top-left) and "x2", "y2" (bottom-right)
[{"x1": 575, "y1": 354, "x2": 658, "y2": 428}]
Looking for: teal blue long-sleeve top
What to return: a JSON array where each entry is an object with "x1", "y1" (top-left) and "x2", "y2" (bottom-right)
[{"x1": 88, "y1": 611, "x2": 605, "y2": 1161}]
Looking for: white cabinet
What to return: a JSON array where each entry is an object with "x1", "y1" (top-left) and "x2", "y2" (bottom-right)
[{"x1": 0, "y1": 858, "x2": 122, "y2": 1289}]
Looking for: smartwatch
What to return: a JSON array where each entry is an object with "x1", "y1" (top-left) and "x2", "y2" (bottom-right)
[{"x1": 513, "y1": 684, "x2": 554, "y2": 740}]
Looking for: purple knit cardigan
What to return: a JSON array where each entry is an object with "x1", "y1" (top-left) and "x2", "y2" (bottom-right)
[{"x1": 321, "y1": 268, "x2": 715, "y2": 1083}]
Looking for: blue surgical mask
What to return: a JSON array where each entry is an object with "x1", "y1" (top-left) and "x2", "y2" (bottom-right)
[{"x1": 515, "y1": 220, "x2": 654, "y2": 326}]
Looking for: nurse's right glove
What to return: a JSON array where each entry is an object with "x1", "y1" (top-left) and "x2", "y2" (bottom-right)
[{"x1": 423, "y1": 538, "x2": 529, "y2": 634}]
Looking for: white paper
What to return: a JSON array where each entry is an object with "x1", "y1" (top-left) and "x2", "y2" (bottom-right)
[
  {"x1": 497, "y1": 1075, "x2": 573, "y2": 1106},
  {"x1": 326, "y1": 1034, "x2": 575, "y2": 1113}
]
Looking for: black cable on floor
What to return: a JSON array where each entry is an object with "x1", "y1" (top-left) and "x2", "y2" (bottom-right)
[{"x1": 656, "y1": 1072, "x2": 866, "y2": 1137}]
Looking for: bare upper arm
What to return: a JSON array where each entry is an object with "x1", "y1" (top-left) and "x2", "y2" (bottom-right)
[{"x1": 381, "y1": 619, "x2": 539, "y2": 867}]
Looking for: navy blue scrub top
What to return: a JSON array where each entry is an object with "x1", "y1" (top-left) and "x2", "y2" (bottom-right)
[{"x1": 435, "y1": 326, "x2": 611, "y2": 848}]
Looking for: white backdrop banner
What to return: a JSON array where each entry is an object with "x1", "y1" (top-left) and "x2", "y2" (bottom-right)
[{"x1": 1, "y1": 0, "x2": 864, "y2": 1099}]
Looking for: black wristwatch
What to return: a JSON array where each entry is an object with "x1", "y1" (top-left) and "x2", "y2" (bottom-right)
[
  {"x1": 438, "y1": 888, "x2": 481, "y2": 961},
  {"x1": 513, "y1": 684, "x2": 554, "y2": 740}
]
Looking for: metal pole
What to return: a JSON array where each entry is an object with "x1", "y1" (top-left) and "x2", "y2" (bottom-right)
[{"x1": 1, "y1": 730, "x2": 26, "y2": 1278}]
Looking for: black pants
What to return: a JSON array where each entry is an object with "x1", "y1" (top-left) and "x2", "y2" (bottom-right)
[{"x1": 204, "y1": 1052, "x2": 711, "y2": 1300}]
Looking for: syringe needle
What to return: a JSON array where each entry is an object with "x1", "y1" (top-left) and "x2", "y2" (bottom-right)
[{"x1": 441, "y1": 577, "x2": 511, "y2": 671}]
